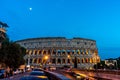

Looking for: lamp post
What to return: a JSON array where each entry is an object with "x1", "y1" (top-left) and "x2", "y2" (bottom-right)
[
  {"x1": 44, "y1": 55, "x2": 48, "y2": 69},
  {"x1": 116, "y1": 60, "x2": 118, "y2": 70},
  {"x1": 26, "y1": 55, "x2": 30, "y2": 70},
  {"x1": 28, "y1": 55, "x2": 30, "y2": 66}
]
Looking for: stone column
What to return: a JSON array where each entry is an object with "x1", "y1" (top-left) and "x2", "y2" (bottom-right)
[
  {"x1": 37, "y1": 58, "x2": 39, "y2": 64},
  {"x1": 56, "y1": 58, "x2": 57, "y2": 65},
  {"x1": 33, "y1": 50, "x2": 35, "y2": 55},
  {"x1": 65, "y1": 58, "x2": 67, "y2": 65},
  {"x1": 37, "y1": 50, "x2": 39, "y2": 55},
  {"x1": 61, "y1": 58, "x2": 62, "y2": 65}
]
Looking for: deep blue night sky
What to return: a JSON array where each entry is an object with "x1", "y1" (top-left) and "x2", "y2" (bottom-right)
[{"x1": 0, "y1": 0, "x2": 120, "y2": 60}]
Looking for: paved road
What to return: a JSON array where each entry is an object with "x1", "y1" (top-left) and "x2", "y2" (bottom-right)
[
  {"x1": 72, "y1": 69, "x2": 120, "y2": 80},
  {"x1": 2, "y1": 69, "x2": 118, "y2": 80},
  {"x1": 53, "y1": 70, "x2": 76, "y2": 80},
  {"x1": 55, "y1": 69, "x2": 96, "y2": 80}
]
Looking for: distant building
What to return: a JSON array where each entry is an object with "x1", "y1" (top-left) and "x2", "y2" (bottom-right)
[
  {"x1": 16, "y1": 37, "x2": 100, "y2": 69},
  {"x1": 105, "y1": 59, "x2": 117, "y2": 69}
]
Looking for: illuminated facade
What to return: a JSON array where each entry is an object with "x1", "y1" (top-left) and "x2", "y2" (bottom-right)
[{"x1": 16, "y1": 37, "x2": 100, "y2": 69}]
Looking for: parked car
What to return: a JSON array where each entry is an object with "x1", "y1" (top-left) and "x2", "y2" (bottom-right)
[
  {"x1": 30, "y1": 71, "x2": 45, "y2": 76},
  {"x1": 73, "y1": 73, "x2": 89, "y2": 80},
  {"x1": 13, "y1": 69, "x2": 22, "y2": 75},
  {"x1": 0, "y1": 69, "x2": 6, "y2": 79},
  {"x1": 49, "y1": 66, "x2": 56, "y2": 71},
  {"x1": 66, "y1": 68, "x2": 73, "y2": 73},
  {"x1": 33, "y1": 68, "x2": 43, "y2": 71},
  {"x1": 20, "y1": 75, "x2": 49, "y2": 80}
]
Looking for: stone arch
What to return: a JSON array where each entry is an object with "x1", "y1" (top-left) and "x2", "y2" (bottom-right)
[
  {"x1": 67, "y1": 50, "x2": 71, "y2": 55},
  {"x1": 52, "y1": 49, "x2": 56, "y2": 55},
  {"x1": 26, "y1": 50, "x2": 29, "y2": 54},
  {"x1": 78, "y1": 49, "x2": 81, "y2": 54},
  {"x1": 48, "y1": 49, "x2": 51, "y2": 55},
  {"x1": 58, "y1": 58, "x2": 61, "y2": 64},
  {"x1": 62, "y1": 49, "x2": 66, "y2": 55},
  {"x1": 85, "y1": 58, "x2": 88, "y2": 63},
  {"x1": 62, "y1": 59, "x2": 65, "y2": 64},
  {"x1": 78, "y1": 58, "x2": 80, "y2": 63},
  {"x1": 34, "y1": 50, "x2": 37, "y2": 55},
  {"x1": 37, "y1": 50, "x2": 39, "y2": 55},
  {"x1": 90, "y1": 58, "x2": 93, "y2": 63},
  {"x1": 52, "y1": 58, "x2": 56, "y2": 64},
  {"x1": 38, "y1": 58, "x2": 42, "y2": 63},
  {"x1": 82, "y1": 58, "x2": 84, "y2": 63},
  {"x1": 38, "y1": 50, "x2": 41, "y2": 55},
  {"x1": 81, "y1": 49, "x2": 84, "y2": 54},
  {"x1": 30, "y1": 59, "x2": 32, "y2": 64},
  {"x1": 34, "y1": 58, "x2": 37, "y2": 63},
  {"x1": 30, "y1": 50, "x2": 33, "y2": 55},
  {"x1": 72, "y1": 59, "x2": 75, "y2": 63},
  {"x1": 28, "y1": 50, "x2": 32, "y2": 55},
  {"x1": 67, "y1": 59, "x2": 70, "y2": 64},
  {"x1": 85, "y1": 49, "x2": 88, "y2": 55},
  {"x1": 72, "y1": 50, "x2": 75, "y2": 55},
  {"x1": 43, "y1": 50, "x2": 46, "y2": 55},
  {"x1": 57, "y1": 49, "x2": 61, "y2": 55}
]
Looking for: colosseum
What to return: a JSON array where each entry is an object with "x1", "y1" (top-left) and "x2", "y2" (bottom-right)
[{"x1": 16, "y1": 37, "x2": 100, "y2": 69}]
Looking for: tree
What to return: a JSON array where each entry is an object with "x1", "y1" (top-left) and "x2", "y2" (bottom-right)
[
  {"x1": 0, "y1": 21, "x2": 8, "y2": 42},
  {"x1": 0, "y1": 21, "x2": 26, "y2": 69},
  {"x1": 0, "y1": 39, "x2": 26, "y2": 69}
]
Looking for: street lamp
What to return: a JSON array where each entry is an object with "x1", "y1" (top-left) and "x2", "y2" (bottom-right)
[
  {"x1": 68, "y1": 55, "x2": 70, "y2": 58},
  {"x1": 44, "y1": 55, "x2": 49, "y2": 68},
  {"x1": 45, "y1": 56, "x2": 48, "y2": 60}
]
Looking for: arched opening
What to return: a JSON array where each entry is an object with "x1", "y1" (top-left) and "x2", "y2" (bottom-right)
[
  {"x1": 76, "y1": 49, "x2": 80, "y2": 55},
  {"x1": 67, "y1": 50, "x2": 70, "y2": 55},
  {"x1": 86, "y1": 58, "x2": 88, "y2": 63},
  {"x1": 68, "y1": 59, "x2": 70, "y2": 64},
  {"x1": 78, "y1": 58, "x2": 80, "y2": 63},
  {"x1": 30, "y1": 59, "x2": 32, "y2": 64},
  {"x1": 81, "y1": 50, "x2": 84, "y2": 54},
  {"x1": 48, "y1": 49, "x2": 51, "y2": 55},
  {"x1": 72, "y1": 50, "x2": 75, "y2": 55},
  {"x1": 72, "y1": 59, "x2": 75, "y2": 63},
  {"x1": 62, "y1": 59, "x2": 65, "y2": 64},
  {"x1": 39, "y1": 50, "x2": 41, "y2": 55},
  {"x1": 90, "y1": 58, "x2": 92, "y2": 63},
  {"x1": 57, "y1": 50, "x2": 61, "y2": 56},
  {"x1": 58, "y1": 58, "x2": 61, "y2": 64},
  {"x1": 82, "y1": 58, "x2": 84, "y2": 63},
  {"x1": 34, "y1": 58, "x2": 37, "y2": 63},
  {"x1": 29, "y1": 50, "x2": 32, "y2": 55},
  {"x1": 43, "y1": 50, "x2": 46, "y2": 55},
  {"x1": 84, "y1": 49, "x2": 88, "y2": 55},
  {"x1": 31, "y1": 50, "x2": 34, "y2": 55},
  {"x1": 52, "y1": 58, "x2": 56, "y2": 64},
  {"x1": 52, "y1": 50, "x2": 56, "y2": 55},
  {"x1": 34, "y1": 50, "x2": 37, "y2": 55},
  {"x1": 38, "y1": 58, "x2": 41, "y2": 63},
  {"x1": 62, "y1": 50, "x2": 66, "y2": 55}
]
